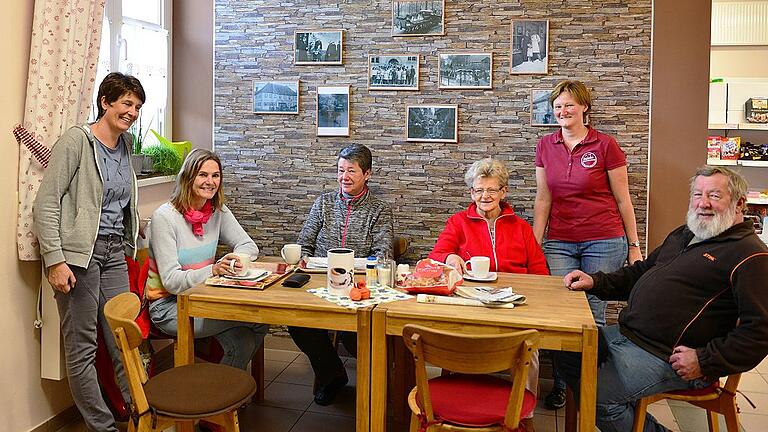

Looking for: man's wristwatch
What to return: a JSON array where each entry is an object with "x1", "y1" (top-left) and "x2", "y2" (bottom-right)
[{"x1": 628, "y1": 240, "x2": 641, "y2": 248}]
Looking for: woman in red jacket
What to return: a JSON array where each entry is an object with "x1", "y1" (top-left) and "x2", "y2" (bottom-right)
[{"x1": 429, "y1": 158, "x2": 549, "y2": 276}]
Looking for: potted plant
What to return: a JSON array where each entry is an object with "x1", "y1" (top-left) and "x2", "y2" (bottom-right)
[{"x1": 129, "y1": 119, "x2": 146, "y2": 174}]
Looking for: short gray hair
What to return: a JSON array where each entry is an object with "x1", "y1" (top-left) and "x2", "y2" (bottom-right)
[
  {"x1": 690, "y1": 166, "x2": 748, "y2": 202},
  {"x1": 464, "y1": 158, "x2": 509, "y2": 188}
]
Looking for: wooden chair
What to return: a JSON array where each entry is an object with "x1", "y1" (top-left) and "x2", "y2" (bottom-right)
[
  {"x1": 632, "y1": 374, "x2": 742, "y2": 432},
  {"x1": 402, "y1": 324, "x2": 539, "y2": 432},
  {"x1": 104, "y1": 292, "x2": 256, "y2": 432},
  {"x1": 394, "y1": 236, "x2": 409, "y2": 262}
]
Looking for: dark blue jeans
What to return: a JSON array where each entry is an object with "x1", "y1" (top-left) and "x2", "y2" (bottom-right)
[{"x1": 554, "y1": 325, "x2": 712, "y2": 432}]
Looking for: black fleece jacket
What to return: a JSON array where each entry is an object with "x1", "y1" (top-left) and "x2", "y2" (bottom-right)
[{"x1": 590, "y1": 221, "x2": 768, "y2": 379}]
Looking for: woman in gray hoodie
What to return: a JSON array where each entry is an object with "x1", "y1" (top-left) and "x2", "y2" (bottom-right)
[{"x1": 34, "y1": 72, "x2": 144, "y2": 432}]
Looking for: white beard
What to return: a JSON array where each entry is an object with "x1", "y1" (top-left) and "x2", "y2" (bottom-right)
[{"x1": 686, "y1": 205, "x2": 738, "y2": 240}]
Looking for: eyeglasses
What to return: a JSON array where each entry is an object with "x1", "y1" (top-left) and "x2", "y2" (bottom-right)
[{"x1": 470, "y1": 187, "x2": 504, "y2": 196}]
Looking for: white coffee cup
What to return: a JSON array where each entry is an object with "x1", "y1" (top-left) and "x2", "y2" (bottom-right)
[
  {"x1": 281, "y1": 243, "x2": 302, "y2": 264},
  {"x1": 465, "y1": 256, "x2": 490, "y2": 278},
  {"x1": 327, "y1": 248, "x2": 354, "y2": 295},
  {"x1": 230, "y1": 252, "x2": 251, "y2": 276}
]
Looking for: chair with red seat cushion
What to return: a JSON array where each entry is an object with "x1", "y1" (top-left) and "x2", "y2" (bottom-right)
[
  {"x1": 402, "y1": 324, "x2": 539, "y2": 432},
  {"x1": 631, "y1": 374, "x2": 742, "y2": 432}
]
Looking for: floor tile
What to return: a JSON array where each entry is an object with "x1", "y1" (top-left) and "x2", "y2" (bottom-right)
[
  {"x1": 294, "y1": 352, "x2": 311, "y2": 364},
  {"x1": 264, "y1": 359, "x2": 290, "y2": 382},
  {"x1": 738, "y1": 412, "x2": 768, "y2": 432},
  {"x1": 273, "y1": 360, "x2": 316, "y2": 385},
  {"x1": 532, "y1": 412, "x2": 565, "y2": 432},
  {"x1": 753, "y1": 357, "x2": 768, "y2": 375},
  {"x1": 739, "y1": 372, "x2": 768, "y2": 393},
  {"x1": 264, "y1": 348, "x2": 300, "y2": 363},
  {"x1": 260, "y1": 381, "x2": 315, "y2": 411},
  {"x1": 672, "y1": 405, "x2": 732, "y2": 432},
  {"x1": 647, "y1": 401, "x2": 680, "y2": 431},
  {"x1": 290, "y1": 411, "x2": 356, "y2": 432},
  {"x1": 738, "y1": 391, "x2": 768, "y2": 415},
  {"x1": 239, "y1": 404, "x2": 302, "y2": 432}
]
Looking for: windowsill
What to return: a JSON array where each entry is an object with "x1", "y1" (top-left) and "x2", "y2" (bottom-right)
[{"x1": 137, "y1": 174, "x2": 176, "y2": 187}]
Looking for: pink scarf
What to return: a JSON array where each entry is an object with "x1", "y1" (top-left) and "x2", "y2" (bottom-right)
[{"x1": 183, "y1": 200, "x2": 213, "y2": 236}]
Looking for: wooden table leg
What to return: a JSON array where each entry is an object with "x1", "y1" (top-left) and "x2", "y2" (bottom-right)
[
  {"x1": 175, "y1": 295, "x2": 195, "y2": 432},
  {"x1": 175, "y1": 294, "x2": 195, "y2": 367},
  {"x1": 579, "y1": 324, "x2": 598, "y2": 431},
  {"x1": 392, "y1": 339, "x2": 414, "y2": 423},
  {"x1": 356, "y1": 308, "x2": 372, "y2": 432},
  {"x1": 370, "y1": 307, "x2": 388, "y2": 432}
]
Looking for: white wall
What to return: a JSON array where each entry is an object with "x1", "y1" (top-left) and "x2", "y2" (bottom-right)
[{"x1": 0, "y1": 1, "x2": 78, "y2": 431}]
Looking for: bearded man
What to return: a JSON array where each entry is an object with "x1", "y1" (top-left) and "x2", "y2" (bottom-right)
[{"x1": 554, "y1": 166, "x2": 768, "y2": 432}]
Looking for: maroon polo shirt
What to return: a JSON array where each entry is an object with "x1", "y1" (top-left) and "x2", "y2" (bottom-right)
[{"x1": 535, "y1": 127, "x2": 627, "y2": 242}]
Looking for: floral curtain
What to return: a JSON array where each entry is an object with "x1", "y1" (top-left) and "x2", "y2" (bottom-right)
[{"x1": 17, "y1": 0, "x2": 105, "y2": 260}]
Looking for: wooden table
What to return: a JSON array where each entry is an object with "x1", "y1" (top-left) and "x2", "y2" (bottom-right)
[
  {"x1": 370, "y1": 273, "x2": 598, "y2": 432},
  {"x1": 175, "y1": 272, "x2": 373, "y2": 432}
]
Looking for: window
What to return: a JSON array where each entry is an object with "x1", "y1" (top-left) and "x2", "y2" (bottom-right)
[{"x1": 93, "y1": 0, "x2": 171, "y2": 144}]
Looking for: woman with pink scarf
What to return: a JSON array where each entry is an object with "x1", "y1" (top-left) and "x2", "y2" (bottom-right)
[{"x1": 145, "y1": 149, "x2": 267, "y2": 370}]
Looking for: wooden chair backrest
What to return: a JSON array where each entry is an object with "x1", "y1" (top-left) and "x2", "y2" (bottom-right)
[
  {"x1": 104, "y1": 292, "x2": 151, "y2": 415},
  {"x1": 402, "y1": 324, "x2": 539, "y2": 430},
  {"x1": 394, "y1": 236, "x2": 409, "y2": 261}
]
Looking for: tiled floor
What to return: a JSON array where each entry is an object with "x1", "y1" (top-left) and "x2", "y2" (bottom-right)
[{"x1": 56, "y1": 335, "x2": 768, "y2": 432}]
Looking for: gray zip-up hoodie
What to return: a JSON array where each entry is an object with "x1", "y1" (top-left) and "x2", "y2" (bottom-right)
[{"x1": 33, "y1": 125, "x2": 139, "y2": 269}]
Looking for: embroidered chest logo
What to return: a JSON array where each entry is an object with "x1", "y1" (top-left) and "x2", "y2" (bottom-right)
[
  {"x1": 580, "y1": 152, "x2": 597, "y2": 168},
  {"x1": 703, "y1": 253, "x2": 716, "y2": 262}
]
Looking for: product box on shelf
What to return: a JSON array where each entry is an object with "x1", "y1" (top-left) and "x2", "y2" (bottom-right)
[
  {"x1": 745, "y1": 98, "x2": 768, "y2": 123},
  {"x1": 740, "y1": 141, "x2": 768, "y2": 162},
  {"x1": 707, "y1": 136, "x2": 722, "y2": 163},
  {"x1": 720, "y1": 136, "x2": 741, "y2": 161}
]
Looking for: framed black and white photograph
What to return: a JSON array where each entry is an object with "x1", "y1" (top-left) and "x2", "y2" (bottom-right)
[
  {"x1": 294, "y1": 30, "x2": 344, "y2": 65},
  {"x1": 406, "y1": 105, "x2": 458, "y2": 143},
  {"x1": 510, "y1": 20, "x2": 549, "y2": 74},
  {"x1": 368, "y1": 54, "x2": 419, "y2": 91},
  {"x1": 392, "y1": 0, "x2": 445, "y2": 37},
  {"x1": 253, "y1": 81, "x2": 299, "y2": 114},
  {"x1": 438, "y1": 51, "x2": 493, "y2": 90},
  {"x1": 531, "y1": 89, "x2": 556, "y2": 126},
  {"x1": 316, "y1": 86, "x2": 350, "y2": 136}
]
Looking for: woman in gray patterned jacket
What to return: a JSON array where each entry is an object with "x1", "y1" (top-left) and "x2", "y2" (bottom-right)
[{"x1": 290, "y1": 143, "x2": 393, "y2": 406}]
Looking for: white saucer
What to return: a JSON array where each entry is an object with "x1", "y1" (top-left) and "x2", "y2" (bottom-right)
[
  {"x1": 224, "y1": 269, "x2": 269, "y2": 281},
  {"x1": 463, "y1": 271, "x2": 498, "y2": 282}
]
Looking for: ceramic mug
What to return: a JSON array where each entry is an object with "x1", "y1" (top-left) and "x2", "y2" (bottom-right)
[
  {"x1": 327, "y1": 248, "x2": 354, "y2": 295},
  {"x1": 281, "y1": 243, "x2": 302, "y2": 264},
  {"x1": 465, "y1": 256, "x2": 490, "y2": 278},
  {"x1": 230, "y1": 252, "x2": 251, "y2": 276}
]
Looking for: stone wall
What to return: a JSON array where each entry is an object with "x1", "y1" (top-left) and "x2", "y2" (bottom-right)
[{"x1": 213, "y1": 0, "x2": 651, "y2": 266}]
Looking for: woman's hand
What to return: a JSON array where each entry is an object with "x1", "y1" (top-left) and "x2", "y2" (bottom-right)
[
  {"x1": 445, "y1": 254, "x2": 466, "y2": 275},
  {"x1": 213, "y1": 253, "x2": 240, "y2": 276},
  {"x1": 628, "y1": 247, "x2": 643, "y2": 265},
  {"x1": 47, "y1": 262, "x2": 76, "y2": 293}
]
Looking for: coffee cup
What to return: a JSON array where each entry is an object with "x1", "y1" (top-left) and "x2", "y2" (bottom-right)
[
  {"x1": 327, "y1": 248, "x2": 354, "y2": 295},
  {"x1": 230, "y1": 252, "x2": 251, "y2": 276},
  {"x1": 281, "y1": 243, "x2": 302, "y2": 264},
  {"x1": 465, "y1": 256, "x2": 490, "y2": 278}
]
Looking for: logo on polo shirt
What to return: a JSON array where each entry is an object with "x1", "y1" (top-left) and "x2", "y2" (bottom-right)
[{"x1": 580, "y1": 152, "x2": 597, "y2": 168}]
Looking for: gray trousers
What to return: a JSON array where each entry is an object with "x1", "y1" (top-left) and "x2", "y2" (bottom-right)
[{"x1": 55, "y1": 235, "x2": 130, "y2": 432}]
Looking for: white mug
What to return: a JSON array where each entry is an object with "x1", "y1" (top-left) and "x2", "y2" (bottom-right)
[
  {"x1": 465, "y1": 256, "x2": 490, "y2": 278},
  {"x1": 230, "y1": 252, "x2": 251, "y2": 276},
  {"x1": 281, "y1": 243, "x2": 302, "y2": 264},
  {"x1": 327, "y1": 248, "x2": 354, "y2": 296}
]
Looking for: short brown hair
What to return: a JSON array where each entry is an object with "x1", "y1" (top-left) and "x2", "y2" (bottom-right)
[
  {"x1": 96, "y1": 72, "x2": 146, "y2": 119},
  {"x1": 170, "y1": 149, "x2": 225, "y2": 212},
  {"x1": 549, "y1": 80, "x2": 592, "y2": 116}
]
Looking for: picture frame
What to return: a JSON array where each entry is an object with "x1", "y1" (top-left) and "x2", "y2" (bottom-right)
[
  {"x1": 510, "y1": 19, "x2": 549, "y2": 74},
  {"x1": 438, "y1": 51, "x2": 493, "y2": 90},
  {"x1": 294, "y1": 30, "x2": 344, "y2": 65},
  {"x1": 368, "y1": 54, "x2": 420, "y2": 91},
  {"x1": 530, "y1": 89, "x2": 556, "y2": 126},
  {"x1": 316, "y1": 85, "x2": 350, "y2": 137},
  {"x1": 406, "y1": 105, "x2": 458, "y2": 143},
  {"x1": 253, "y1": 81, "x2": 300, "y2": 114},
  {"x1": 392, "y1": 0, "x2": 445, "y2": 37}
]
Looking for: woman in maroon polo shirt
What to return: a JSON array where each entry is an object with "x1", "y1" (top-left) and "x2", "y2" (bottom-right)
[{"x1": 533, "y1": 80, "x2": 642, "y2": 409}]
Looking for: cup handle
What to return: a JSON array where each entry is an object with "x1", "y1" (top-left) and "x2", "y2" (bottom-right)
[
  {"x1": 464, "y1": 260, "x2": 472, "y2": 270},
  {"x1": 280, "y1": 246, "x2": 287, "y2": 261}
]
